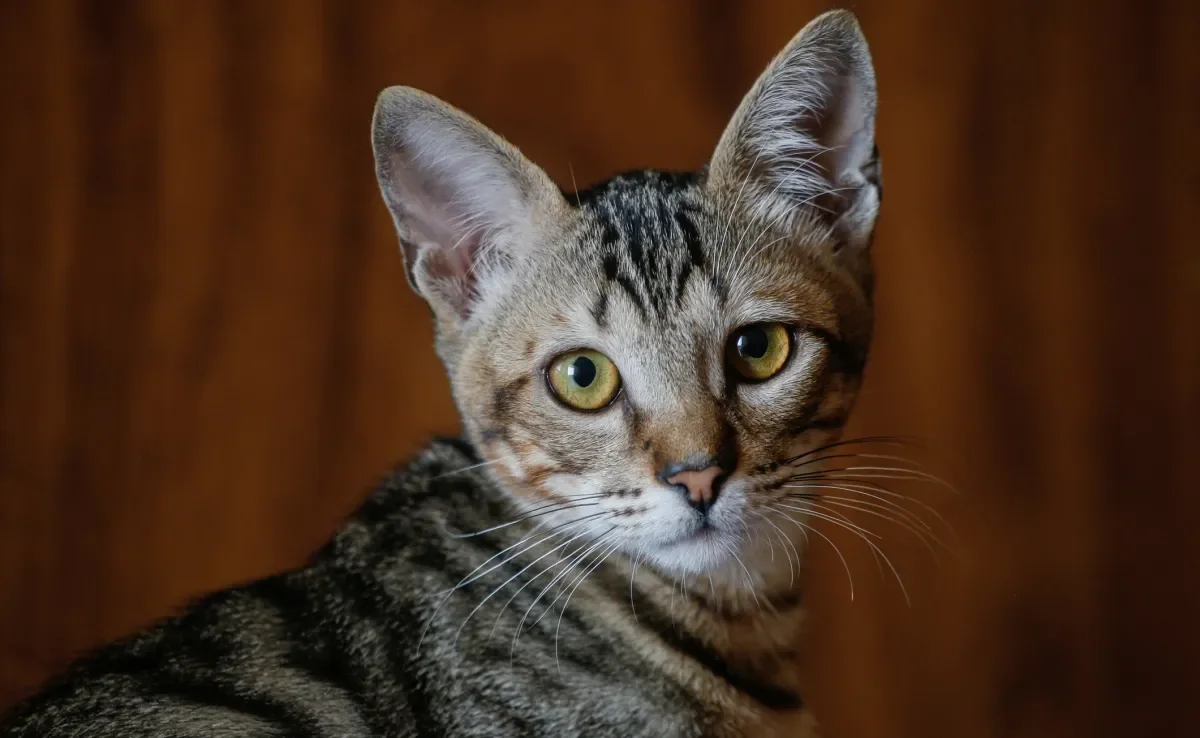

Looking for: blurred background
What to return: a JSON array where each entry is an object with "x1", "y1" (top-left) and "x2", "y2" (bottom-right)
[{"x1": 1, "y1": 1, "x2": 1197, "y2": 736}]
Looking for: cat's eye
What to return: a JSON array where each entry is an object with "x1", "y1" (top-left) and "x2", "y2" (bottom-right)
[
  {"x1": 547, "y1": 349, "x2": 622, "y2": 411},
  {"x1": 728, "y1": 322, "x2": 792, "y2": 382}
]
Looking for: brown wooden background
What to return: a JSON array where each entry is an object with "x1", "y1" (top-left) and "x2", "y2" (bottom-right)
[{"x1": 2, "y1": 1, "x2": 1197, "y2": 736}]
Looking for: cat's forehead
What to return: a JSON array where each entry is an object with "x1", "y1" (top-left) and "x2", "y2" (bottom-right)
[
  {"x1": 557, "y1": 170, "x2": 721, "y2": 324},
  {"x1": 549, "y1": 169, "x2": 824, "y2": 322},
  {"x1": 566, "y1": 170, "x2": 709, "y2": 258}
]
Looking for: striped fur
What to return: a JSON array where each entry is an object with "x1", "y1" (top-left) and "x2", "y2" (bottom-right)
[{"x1": 2, "y1": 10, "x2": 880, "y2": 737}]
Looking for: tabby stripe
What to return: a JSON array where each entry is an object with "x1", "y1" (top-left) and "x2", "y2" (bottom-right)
[
  {"x1": 601, "y1": 253, "x2": 648, "y2": 319},
  {"x1": 625, "y1": 589, "x2": 803, "y2": 710},
  {"x1": 251, "y1": 576, "x2": 369, "y2": 708},
  {"x1": 137, "y1": 674, "x2": 325, "y2": 738},
  {"x1": 673, "y1": 205, "x2": 705, "y2": 305},
  {"x1": 591, "y1": 289, "x2": 610, "y2": 329},
  {"x1": 327, "y1": 562, "x2": 446, "y2": 737}
]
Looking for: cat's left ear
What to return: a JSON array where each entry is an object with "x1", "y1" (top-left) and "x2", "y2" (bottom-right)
[
  {"x1": 372, "y1": 87, "x2": 569, "y2": 323},
  {"x1": 708, "y1": 10, "x2": 881, "y2": 249}
]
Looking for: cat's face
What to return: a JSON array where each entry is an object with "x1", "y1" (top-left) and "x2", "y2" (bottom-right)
[{"x1": 374, "y1": 11, "x2": 880, "y2": 585}]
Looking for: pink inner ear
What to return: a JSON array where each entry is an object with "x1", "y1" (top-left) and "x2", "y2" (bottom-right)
[
  {"x1": 385, "y1": 153, "x2": 493, "y2": 315},
  {"x1": 445, "y1": 237, "x2": 477, "y2": 280},
  {"x1": 380, "y1": 120, "x2": 537, "y2": 318},
  {"x1": 815, "y1": 75, "x2": 873, "y2": 181},
  {"x1": 420, "y1": 228, "x2": 484, "y2": 314}
]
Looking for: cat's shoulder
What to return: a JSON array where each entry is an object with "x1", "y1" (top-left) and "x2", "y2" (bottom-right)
[
  {"x1": 342, "y1": 436, "x2": 507, "y2": 532},
  {"x1": 396, "y1": 435, "x2": 484, "y2": 484}
]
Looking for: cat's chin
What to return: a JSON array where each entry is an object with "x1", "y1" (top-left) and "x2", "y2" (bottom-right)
[{"x1": 643, "y1": 524, "x2": 744, "y2": 576}]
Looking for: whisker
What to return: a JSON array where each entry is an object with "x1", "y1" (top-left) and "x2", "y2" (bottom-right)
[
  {"x1": 729, "y1": 544, "x2": 758, "y2": 609},
  {"x1": 810, "y1": 492, "x2": 940, "y2": 543},
  {"x1": 748, "y1": 508, "x2": 797, "y2": 588},
  {"x1": 781, "y1": 483, "x2": 941, "y2": 538},
  {"x1": 778, "y1": 501, "x2": 911, "y2": 606},
  {"x1": 554, "y1": 537, "x2": 624, "y2": 673},
  {"x1": 793, "y1": 499, "x2": 892, "y2": 579},
  {"x1": 724, "y1": 541, "x2": 762, "y2": 610},
  {"x1": 793, "y1": 464, "x2": 960, "y2": 494},
  {"x1": 628, "y1": 547, "x2": 645, "y2": 624},
  {"x1": 510, "y1": 531, "x2": 614, "y2": 658},
  {"x1": 780, "y1": 435, "x2": 923, "y2": 466},
  {"x1": 783, "y1": 477, "x2": 959, "y2": 543},
  {"x1": 530, "y1": 533, "x2": 617, "y2": 629},
  {"x1": 487, "y1": 525, "x2": 614, "y2": 640},
  {"x1": 769, "y1": 506, "x2": 855, "y2": 600},
  {"x1": 452, "y1": 518, "x2": 613, "y2": 646},
  {"x1": 807, "y1": 496, "x2": 944, "y2": 561},
  {"x1": 764, "y1": 525, "x2": 777, "y2": 562},
  {"x1": 438, "y1": 510, "x2": 611, "y2": 595},
  {"x1": 786, "y1": 451, "x2": 888, "y2": 472},
  {"x1": 775, "y1": 502, "x2": 880, "y2": 540},
  {"x1": 784, "y1": 450, "x2": 935, "y2": 478},
  {"x1": 429, "y1": 456, "x2": 505, "y2": 480},
  {"x1": 450, "y1": 495, "x2": 607, "y2": 538},
  {"x1": 419, "y1": 515, "x2": 600, "y2": 652}
]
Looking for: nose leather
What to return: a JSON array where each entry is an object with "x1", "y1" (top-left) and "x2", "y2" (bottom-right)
[{"x1": 666, "y1": 466, "x2": 724, "y2": 507}]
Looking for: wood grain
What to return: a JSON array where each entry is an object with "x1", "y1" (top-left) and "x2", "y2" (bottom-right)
[{"x1": 1, "y1": 1, "x2": 1197, "y2": 736}]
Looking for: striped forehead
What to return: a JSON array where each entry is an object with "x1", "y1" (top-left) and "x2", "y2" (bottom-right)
[{"x1": 564, "y1": 170, "x2": 727, "y2": 329}]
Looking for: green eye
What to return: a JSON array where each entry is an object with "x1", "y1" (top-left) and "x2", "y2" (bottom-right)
[
  {"x1": 547, "y1": 349, "x2": 622, "y2": 411},
  {"x1": 728, "y1": 323, "x2": 792, "y2": 381}
]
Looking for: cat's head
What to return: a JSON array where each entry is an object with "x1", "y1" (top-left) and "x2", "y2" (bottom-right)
[{"x1": 373, "y1": 10, "x2": 879, "y2": 587}]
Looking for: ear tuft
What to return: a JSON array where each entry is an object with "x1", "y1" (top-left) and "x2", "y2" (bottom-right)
[
  {"x1": 709, "y1": 10, "x2": 880, "y2": 247},
  {"x1": 372, "y1": 87, "x2": 566, "y2": 322}
]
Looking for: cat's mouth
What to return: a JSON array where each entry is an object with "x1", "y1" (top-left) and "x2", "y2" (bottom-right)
[
  {"x1": 645, "y1": 517, "x2": 744, "y2": 575},
  {"x1": 663, "y1": 516, "x2": 727, "y2": 547}
]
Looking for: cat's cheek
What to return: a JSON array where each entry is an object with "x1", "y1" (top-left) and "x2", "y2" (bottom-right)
[
  {"x1": 476, "y1": 433, "x2": 528, "y2": 489},
  {"x1": 477, "y1": 428, "x2": 574, "y2": 503},
  {"x1": 542, "y1": 473, "x2": 603, "y2": 505}
]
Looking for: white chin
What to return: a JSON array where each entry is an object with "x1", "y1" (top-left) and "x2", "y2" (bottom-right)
[{"x1": 645, "y1": 527, "x2": 738, "y2": 576}]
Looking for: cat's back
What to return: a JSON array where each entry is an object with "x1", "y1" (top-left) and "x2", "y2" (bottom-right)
[{"x1": 0, "y1": 439, "x2": 482, "y2": 736}]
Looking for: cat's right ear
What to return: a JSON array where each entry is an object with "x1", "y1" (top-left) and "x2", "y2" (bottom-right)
[
  {"x1": 372, "y1": 87, "x2": 569, "y2": 323},
  {"x1": 707, "y1": 10, "x2": 880, "y2": 250}
]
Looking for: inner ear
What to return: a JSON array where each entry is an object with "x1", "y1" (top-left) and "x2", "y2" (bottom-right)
[
  {"x1": 811, "y1": 75, "x2": 879, "y2": 217},
  {"x1": 372, "y1": 86, "x2": 568, "y2": 322}
]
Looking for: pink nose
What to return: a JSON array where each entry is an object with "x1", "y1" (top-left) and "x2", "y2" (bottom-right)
[{"x1": 666, "y1": 465, "x2": 725, "y2": 509}]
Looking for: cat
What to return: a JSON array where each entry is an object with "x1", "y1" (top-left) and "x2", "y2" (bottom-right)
[{"x1": 1, "y1": 9, "x2": 880, "y2": 738}]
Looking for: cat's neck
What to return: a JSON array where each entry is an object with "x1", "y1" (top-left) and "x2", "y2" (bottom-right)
[{"x1": 596, "y1": 549, "x2": 811, "y2": 718}]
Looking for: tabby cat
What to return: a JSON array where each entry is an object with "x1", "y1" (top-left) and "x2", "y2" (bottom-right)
[{"x1": 1, "y1": 9, "x2": 881, "y2": 738}]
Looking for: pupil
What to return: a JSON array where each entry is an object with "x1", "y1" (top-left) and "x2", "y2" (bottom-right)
[
  {"x1": 737, "y1": 327, "x2": 769, "y2": 359},
  {"x1": 568, "y1": 356, "x2": 597, "y2": 388}
]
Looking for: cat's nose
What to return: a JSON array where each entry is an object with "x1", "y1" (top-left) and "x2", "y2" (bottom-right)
[{"x1": 662, "y1": 463, "x2": 727, "y2": 513}]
